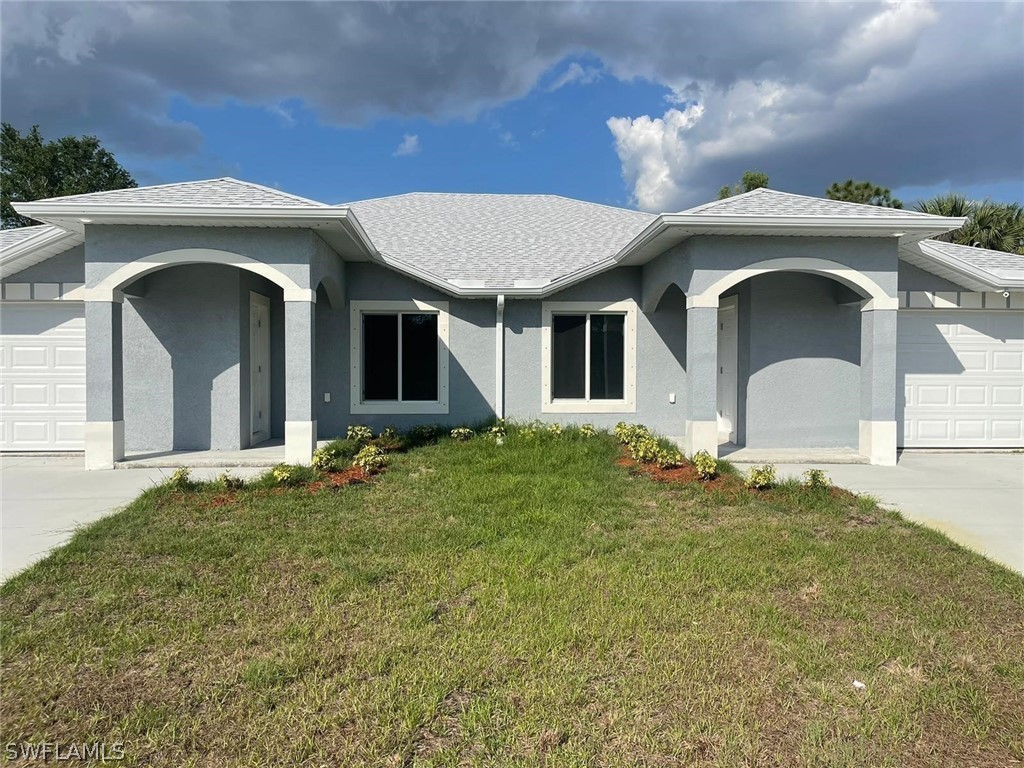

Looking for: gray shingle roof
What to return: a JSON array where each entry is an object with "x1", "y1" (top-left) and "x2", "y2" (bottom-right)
[
  {"x1": 347, "y1": 193, "x2": 656, "y2": 286},
  {"x1": 682, "y1": 187, "x2": 937, "y2": 218},
  {"x1": 34, "y1": 177, "x2": 326, "y2": 207},
  {"x1": 0, "y1": 224, "x2": 56, "y2": 252},
  {"x1": 922, "y1": 239, "x2": 1024, "y2": 282}
]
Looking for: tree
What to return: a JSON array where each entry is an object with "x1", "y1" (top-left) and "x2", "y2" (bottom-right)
[
  {"x1": 825, "y1": 179, "x2": 903, "y2": 209},
  {"x1": 914, "y1": 194, "x2": 1024, "y2": 254},
  {"x1": 1, "y1": 123, "x2": 136, "y2": 228},
  {"x1": 718, "y1": 170, "x2": 769, "y2": 199}
]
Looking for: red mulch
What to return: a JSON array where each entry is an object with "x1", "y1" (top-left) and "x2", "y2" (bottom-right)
[
  {"x1": 617, "y1": 448, "x2": 743, "y2": 494},
  {"x1": 306, "y1": 467, "x2": 369, "y2": 493}
]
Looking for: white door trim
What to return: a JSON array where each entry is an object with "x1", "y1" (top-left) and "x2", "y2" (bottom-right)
[
  {"x1": 249, "y1": 292, "x2": 271, "y2": 445},
  {"x1": 717, "y1": 295, "x2": 739, "y2": 443}
]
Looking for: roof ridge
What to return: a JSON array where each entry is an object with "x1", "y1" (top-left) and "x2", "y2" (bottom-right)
[
  {"x1": 345, "y1": 191, "x2": 654, "y2": 216},
  {"x1": 219, "y1": 177, "x2": 327, "y2": 207}
]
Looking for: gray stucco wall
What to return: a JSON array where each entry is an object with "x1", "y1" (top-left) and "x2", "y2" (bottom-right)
[
  {"x1": 504, "y1": 267, "x2": 688, "y2": 436},
  {"x1": 1, "y1": 246, "x2": 85, "y2": 284},
  {"x1": 122, "y1": 264, "x2": 253, "y2": 452},
  {"x1": 897, "y1": 261, "x2": 966, "y2": 292},
  {"x1": 740, "y1": 272, "x2": 861, "y2": 448},
  {"x1": 315, "y1": 262, "x2": 496, "y2": 436}
]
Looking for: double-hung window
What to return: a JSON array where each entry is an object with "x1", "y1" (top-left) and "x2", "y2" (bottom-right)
[
  {"x1": 542, "y1": 300, "x2": 637, "y2": 413},
  {"x1": 350, "y1": 301, "x2": 449, "y2": 414}
]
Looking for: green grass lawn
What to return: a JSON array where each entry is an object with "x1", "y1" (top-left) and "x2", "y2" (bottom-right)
[{"x1": 2, "y1": 433, "x2": 1023, "y2": 767}]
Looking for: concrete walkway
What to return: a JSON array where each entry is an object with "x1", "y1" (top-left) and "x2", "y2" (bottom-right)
[
  {"x1": 0, "y1": 456, "x2": 262, "y2": 581},
  {"x1": 733, "y1": 452, "x2": 1024, "y2": 574}
]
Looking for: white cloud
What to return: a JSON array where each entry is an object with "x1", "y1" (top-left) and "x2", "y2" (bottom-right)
[
  {"x1": 393, "y1": 134, "x2": 420, "y2": 157},
  {"x1": 498, "y1": 131, "x2": 518, "y2": 148},
  {"x1": 548, "y1": 62, "x2": 601, "y2": 91}
]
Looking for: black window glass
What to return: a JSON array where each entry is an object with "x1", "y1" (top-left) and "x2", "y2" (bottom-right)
[
  {"x1": 590, "y1": 314, "x2": 625, "y2": 400},
  {"x1": 552, "y1": 314, "x2": 586, "y2": 399},
  {"x1": 363, "y1": 314, "x2": 398, "y2": 400},
  {"x1": 401, "y1": 314, "x2": 439, "y2": 401}
]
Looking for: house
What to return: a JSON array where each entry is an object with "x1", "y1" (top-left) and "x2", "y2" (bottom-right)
[{"x1": 1, "y1": 179, "x2": 1022, "y2": 469}]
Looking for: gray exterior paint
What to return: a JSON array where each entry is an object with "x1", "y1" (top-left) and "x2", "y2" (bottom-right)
[
  {"x1": 2, "y1": 222, "x2": 931, "y2": 457},
  {"x1": 504, "y1": 268, "x2": 688, "y2": 433},
  {"x1": 897, "y1": 261, "x2": 966, "y2": 292},
  {"x1": 2, "y1": 246, "x2": 85, "y2": 283}
]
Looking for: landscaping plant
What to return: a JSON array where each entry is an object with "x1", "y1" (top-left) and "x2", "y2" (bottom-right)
[
  {"x1": 353, "y1": 445, "x2": 388, "y2": 473},
  {"x1": 745, "y1": 464, "x2": 777, "y2": 490},
  {"x1": 346, "y1": 424, "x2": 373, "y2": 443},
  {"x1": 803, "y1": 468, "x2": 831, "y2": 489},
  {"x1": 450, "y1": 427, "x2": 474, "y2": 441},
  {"x1": 692, "y1": 450, "x2": 719, "y2": 481}
]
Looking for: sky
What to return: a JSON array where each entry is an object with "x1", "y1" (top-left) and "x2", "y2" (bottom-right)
[{"x1": 1, "y1": 1, "x2": 1022, "y2": 212}]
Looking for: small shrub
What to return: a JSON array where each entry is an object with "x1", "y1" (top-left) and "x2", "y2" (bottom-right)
[
  {"x1": 217, "y1": 471, "x2": 244, "y2": 491},
  {"x1": 547, "y1": 423, "x2": 563, "y2": 437},
  {"x1": 450, "y1": 427, "x2": 474, "y2": 442},
  {"x1": 485, "y1": 421, "x2": 506, "y2": 440},
  {"x1": 168, "y1": 467, "x2": 192, "y2": 491},
  {"x1": 346, "y1": 425, "x2": 373, "y2": 443},
  {"x1": 379, "y1": 425, "x2": 398, "y2": 441},
  {"x1": 312, "y1": 445, "x2": 342, "y2": 472},
  {"x1": 353, "y1": 445, "x2": 388, "y2": 474},
  {"x1": 746, "y1": 464, "x2": 777, "y2": 490},
  {"x1": 803, "y1": 468, "x2": 831, "y2": 489},
  {"x1": 692, "y1": 450, "x2": 718, "y2": 481},
  {"x1": 408, "y1": 424, "x2": 441, "y2": 445},
  {"x1": 615, "y1": 422, "x2": 650, "y2": 447},
  {"x1": 579, "y1": 424, "x2": 597, "y2": 438},
  {"x1": 656, "y1": 449, "x2": 685, "y2": 469},
  {"x1": 629, "y1": 436, "x2": 663, "y2": 464}
]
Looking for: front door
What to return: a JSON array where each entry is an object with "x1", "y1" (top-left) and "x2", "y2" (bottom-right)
[
  {"x1": 249, "y1": 292, "x2": 271, "y2": 445},
  {"x1": 717, "y1": 295, "x2": 739, "y2": 444}
]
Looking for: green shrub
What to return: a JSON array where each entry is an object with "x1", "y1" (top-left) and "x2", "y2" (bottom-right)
[
  {"x1": 353, "y1": 445, "x2": 388, "y2": 473},
  {"x1": 656, "y1": 449, "x2": 684, "y2": 469},
  {"x1": 692, "y1": 450, "x2": 718, "y2": 481},
  {"x1": 614, "y1": 422, "x2": 650, "y2": 447},
  {"x1": 407, "y1": 424, "x2": 441, "y2": 447},
  {"x1": 745, "y1": 464, "x2": 777, "y2": 490},
  {"x1": 268, "y1": 464, "x2": 317, "y2": 487},
  {"x1": 450, "y1": 427, "x2": 474, "y2": 442},
  {"x1": 346, "y1": 425, "x2": 373, "y2": 443},
  {"x1": 803, "y1": 468, "x2": 831, "y2": 489},
  {"x1": 217, "y1": 471, "x2": 244, "y2": 491},
  {"x1": 379, "y1": 426, "x2": 398, "y2": 441},
  {"x1": 485, "y1": 421, "x2": 506, "y2": 440},
  {"x1": 629, "y1": 436, "x2": 662, "y2": 464},
  {"x1": 547, "y1": 423, "x2": 563, "y2": 437},
  {"x1": 168, "y1": 467, "x2": 193, "y2": 491},
  {"x1": 579, "y1": 424, "x2": 597, "y2": 438}
]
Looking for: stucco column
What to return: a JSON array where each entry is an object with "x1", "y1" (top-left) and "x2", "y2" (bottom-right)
[
  {"x1": 684, "y1": 305, "x2": 719, "y2": 457},
  {"x1": 84, "y1": 299, "x2": 124, "y2": 470},
  {"x1": 859, "y1": 307, "x2": 898, "y2": 466},
  {"x1": 284, "y1": 298, "x2": 317, "y2": 464}
]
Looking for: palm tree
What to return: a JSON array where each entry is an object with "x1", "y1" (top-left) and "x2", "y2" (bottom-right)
[{"x1": 914, "y1": 195, "x2": 1024, "y2": 254}]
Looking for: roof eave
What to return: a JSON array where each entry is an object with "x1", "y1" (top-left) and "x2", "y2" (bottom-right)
[{"x1": 910, "y1": 241, "x2": 1024, "y2": 292}]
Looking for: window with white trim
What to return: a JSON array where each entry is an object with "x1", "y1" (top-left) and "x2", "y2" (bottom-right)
[
  {"x1": 542, "y1": 300, "x2": 637, "y2": 413},
  {"x1": 350, "y1": 300, "x2": 449, "y2": 414}
]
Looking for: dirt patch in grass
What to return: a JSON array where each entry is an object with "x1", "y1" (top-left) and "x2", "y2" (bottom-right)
[
  {"x1": 616, "y1": 451, "x2": 743, "y2": 494},
  {"x1": 307, "y1": 467, "x2": 369, "y2": 492}
]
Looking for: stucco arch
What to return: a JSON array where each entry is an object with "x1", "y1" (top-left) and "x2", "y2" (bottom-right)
[
  {"x1": 85, "y1": 248, "x2": 315, "y2": 302},
  {"x1": 687, "y1": 257, "x2": 897, "y2": 310},
  {"x1": 315, "y1": 274, "x2": 344, "y2": 309}
]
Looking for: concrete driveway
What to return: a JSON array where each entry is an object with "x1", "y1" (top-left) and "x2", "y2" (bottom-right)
[
  {"x1": 745, "y1": 452, "x2": 1024, "y2": 575},
  {"x1": 0, "y1": 456, "x2": 261, "y2": 582}
]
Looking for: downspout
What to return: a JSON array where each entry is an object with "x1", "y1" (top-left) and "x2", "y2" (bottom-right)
[{"x1": 495, "y1": 294, "x2": 505, "y2": 419}]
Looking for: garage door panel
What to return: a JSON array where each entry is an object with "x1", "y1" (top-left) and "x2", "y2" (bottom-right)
[
  {"x1": 0, "y1": 304, "x2": 85, "y2": 451},
  {"x1": 899, "y1": 310, "x2": 1024, "y2": 448}
]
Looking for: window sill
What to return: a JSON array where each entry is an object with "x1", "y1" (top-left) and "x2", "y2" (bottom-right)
[
  {"x1": 541, "y1": 400, "x2": 636, "y2": 414},
  {"x1": 350, "y1": 401, "x2": 450, "y2": 415}
]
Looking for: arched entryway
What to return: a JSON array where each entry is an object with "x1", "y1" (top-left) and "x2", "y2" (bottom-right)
[{"x1": 84, "y1": 249, "x2": 318, "y2": 468}]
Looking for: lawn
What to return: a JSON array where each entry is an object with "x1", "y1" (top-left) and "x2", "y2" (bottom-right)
[{"x1": 2, "y1": 431, "x2": 1023, "y2": 767}]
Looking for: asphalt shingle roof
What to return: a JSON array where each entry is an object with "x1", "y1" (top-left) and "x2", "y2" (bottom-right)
[
  {"x1": 347, "y1": 193, "x2": 656, "y2": 286},
  {"x1": 922, "y1": 239, "x2": 1024, "y2": 282},
  {"x1": 682, "y1": 187, "x2": 937, "y2": 219},
  {"x1": 0, "y1": 224, "x2": 57, "y2": 252},
  {"x1": 33, "y1": 177, "x2": 326, "y2": 208}
]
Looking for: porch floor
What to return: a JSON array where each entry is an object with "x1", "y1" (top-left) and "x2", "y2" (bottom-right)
[
  {"x1": 115, "y1": 439, "x2": 331, "y2": 469},
  {"x1": 719, "y1": 444, "x2": 868, "y2": 465}
]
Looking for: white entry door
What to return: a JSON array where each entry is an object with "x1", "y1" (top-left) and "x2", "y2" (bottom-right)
[
  {"x1": 717, "y1": 295, "x2": 739, "y2": 443},
  {"x1": 899, "y1": 310, "x2": 1024, "y2": 447},
  {"x1": 249, "y1": 293, "x2": 271, "y2": 445},
  {"x1": 0, "y1": 303, "x2": 86, "y2": 451}
]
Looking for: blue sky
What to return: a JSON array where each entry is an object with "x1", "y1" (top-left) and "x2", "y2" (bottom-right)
[{"x1": 3, "y1": 2, "x2": 1022, "y2": 211}]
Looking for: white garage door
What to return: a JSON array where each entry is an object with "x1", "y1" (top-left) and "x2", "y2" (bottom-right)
[
  {"x1": 0, "y1": 303, "x2": 86, "y2": 451},
  {"x1": 898, "y1": 310, "x2": 1024, "y2": 448}
]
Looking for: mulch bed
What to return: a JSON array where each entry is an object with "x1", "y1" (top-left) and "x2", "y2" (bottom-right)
[
  {"x1": 306, "y1": 467, "x2": 370, "y2": 493},
  {"x1": 616, "y1": 450, "x2": 742, "y2": 493}
]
